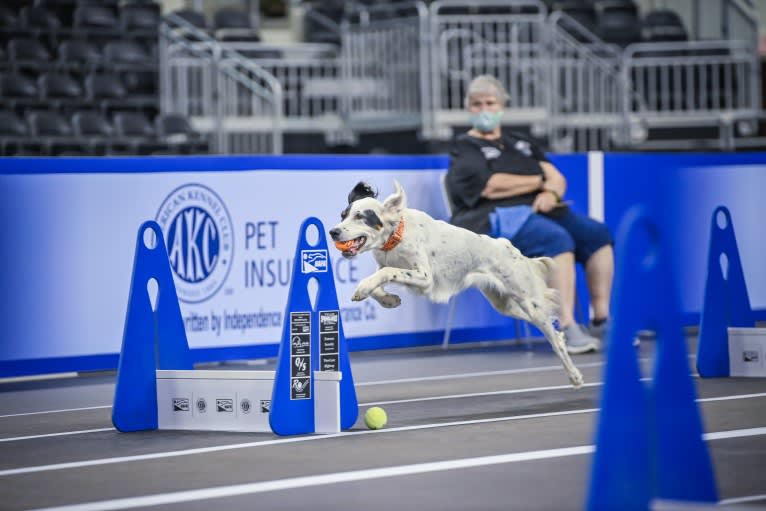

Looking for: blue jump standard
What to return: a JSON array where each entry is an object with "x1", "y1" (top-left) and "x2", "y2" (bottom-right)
[{"x1": 587, "y1": 206, "x2": 717, "y2": 511}]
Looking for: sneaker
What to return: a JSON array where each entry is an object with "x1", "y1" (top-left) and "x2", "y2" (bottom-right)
[
  {"x1": 563, "y1": 323, "x2": 601, "y2": 354},
  {"x1": 589, "y1": 319, "x2": 609, "y2": 340},
  {"x1": 590, "y1": 318, "x2": 641, "y2": 347}
]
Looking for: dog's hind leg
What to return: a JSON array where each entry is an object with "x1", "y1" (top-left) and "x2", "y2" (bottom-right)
[{"x1": 535, "y1": 320, "x2": 584, "y2": 389}]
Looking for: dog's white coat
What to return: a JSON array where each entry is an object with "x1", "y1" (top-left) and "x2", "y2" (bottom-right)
[{"x1": 331, "y1": 181, "x2": 584, "y2": 388}]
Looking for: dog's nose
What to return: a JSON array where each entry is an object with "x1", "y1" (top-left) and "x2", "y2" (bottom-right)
[{"x1": 329, "y1": 228, "x2": 341, "y2": 240}]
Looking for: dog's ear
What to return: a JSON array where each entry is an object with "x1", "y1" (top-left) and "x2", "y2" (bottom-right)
[
  {"x1": 382, "y1": 180, "x2": 407, "y2": 214},
  {"x1": 347, "y1": 181, "x2": 377, "y2": 204}
]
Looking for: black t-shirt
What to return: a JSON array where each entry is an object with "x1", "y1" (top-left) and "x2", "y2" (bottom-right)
[{"x1": 446, "y1": 132, "x2": 550, "y2": 234}]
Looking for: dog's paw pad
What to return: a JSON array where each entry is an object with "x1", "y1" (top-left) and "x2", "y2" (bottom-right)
[{"x1": 379, "y1": 294, "x2": 401, "y2": 308}]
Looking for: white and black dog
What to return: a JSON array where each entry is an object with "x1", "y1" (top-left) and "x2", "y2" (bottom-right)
[{"x1": 329, "y1": 180, "x2": 584, "y2": 388}]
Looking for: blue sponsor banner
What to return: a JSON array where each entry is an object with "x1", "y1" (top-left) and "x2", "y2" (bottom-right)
[{"x1": 1, "y1": 153, "x2": 764, "y2": 377}]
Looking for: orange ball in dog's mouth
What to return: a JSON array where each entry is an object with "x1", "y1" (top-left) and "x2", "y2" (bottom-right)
[{"x1": 334, "y1": 236, "x2": 366, "y2": 256}]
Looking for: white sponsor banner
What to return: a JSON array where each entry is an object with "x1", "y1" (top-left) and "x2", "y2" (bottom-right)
[{"x1": 0, "y1": 168, "x2": 512, "y2": 362}]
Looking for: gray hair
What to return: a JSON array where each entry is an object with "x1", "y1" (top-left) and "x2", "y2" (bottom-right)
[{"x1": 464, "y1": 75, "x2": 509, "y2": 109}]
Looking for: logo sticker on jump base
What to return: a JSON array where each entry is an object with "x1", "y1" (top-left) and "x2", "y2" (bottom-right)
[{"x1": 301, "y1": 250, "x2": 328, "y2": 273}]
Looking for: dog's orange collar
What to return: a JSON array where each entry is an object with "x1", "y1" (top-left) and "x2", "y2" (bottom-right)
[{"x1": 381, "y1": 218, "x2": 404, "y2": 252}]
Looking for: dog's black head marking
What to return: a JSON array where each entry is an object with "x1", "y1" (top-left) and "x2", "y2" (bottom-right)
[
  {"x1": 341, "y1": 182, "x2": 378, "y2": 220},
  {"x1": 362, "y1": 209, "x2": 383, "y2": 230},
  {"x1": 348, "y1": 182, "x2": 377, "y2": 204}
]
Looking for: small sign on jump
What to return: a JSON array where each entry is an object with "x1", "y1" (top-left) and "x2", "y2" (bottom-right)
[
  {"x1": 290, "y1": 311, "x2": 312, "y2": 399},
  {"x1": 320, "y1": 310, "x2": 340, "y2": 371},
  {"x1": 301, "y1": 249, "x2": 328, "y2": 273}
]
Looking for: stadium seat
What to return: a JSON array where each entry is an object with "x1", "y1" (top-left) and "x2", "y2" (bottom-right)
[
  {"x1": 57, "y1": 40, "x2": 102, "y2": 70},
  {"x1": 593, "y1": 0, "x2": 642, "y2": 47},
  {"x1": 27, "y1": 109, "x2": 72, "y2": 136},
  {"x1": 0, "y1": 6, "x2": 17, "y2": 26},
  {"x1": 38, "y1": 72, "x2": 83, "y2": 101},
  {"x1": 114, "y1": 111, "x2": 154, "y2": 137},
  {"x1": 72, "y1": 110, "x2": 114, "y2": 154},
  {"x1": 551, "y1": 1, "x2": 599, "y2": 37},
  {"x1": 7, "y1": 38, "x2": 53, "y2": 70},
  {"x1": 73, "y1": 110, "x2": 113, "y2": 137},
  {"x1": 120, "y1": 2, "x2": 160, "y2": 33},
  {"x1": 167, "y1": 8, "x2": 207, "y2": 30},
  {"x1": 112, "y1": 111, "x2": 167, "y2": 153},
  {"x1": 19, "y1": 6, "x2": 62, "y2": 31},
  {"x1": 213, "y1": 7, "x2": 261, "y2": 41},
  {"x1": 84, "y1": 72, "x2": 126, "y2": 111},
  {"x1": 0, "y1": 73, "x2": 41, "y2": 110},
  {"x1": 26, "y1": 109, "x2": 80, "y2": 154},
  {"x1": 641, "y1": 9, "x2": 688, "y2": 43},
  {"x1": 103, "y1": 40, "x2": 152, "y2": 69},
  {"x1": 0, "y1": 110, "x2": 29, "y2": 155},
  {"x1": 73, "y1": 5, "x2": 120, "y2": 32},
  {"x1": 155, "y1": 113, "x2": 208, "y2": 153}
]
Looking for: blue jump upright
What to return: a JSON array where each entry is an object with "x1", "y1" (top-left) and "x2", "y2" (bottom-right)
[
  {"x1": 269, "y1": 217, "x2": 358, "y2": 436},
  {"x1": 587, "y1": 206, "x2": 717, "y2": 511},
  {"x1": 112, "y1": 221, "x2": 193, "y2": 432},
  {"x1": 697, "y1": 206, "x2": 755, "y2": 378}
]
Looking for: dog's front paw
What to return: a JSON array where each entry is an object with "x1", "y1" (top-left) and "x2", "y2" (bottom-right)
[
  {"x1": 351, "y1": 286, "x2": 370, "y2": 302},
  {"x1": 377, "y1": 294, "x2": 401, "y2": 308},
  {"x1": 352, "y1": 278, "x2": 377, "y2": 301}
]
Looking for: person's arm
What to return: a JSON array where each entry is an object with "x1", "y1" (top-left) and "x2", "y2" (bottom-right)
[
  {"x1": 532, "y1": 161, "x2": 567, "y2": 213},
  {"x1": 480, "y1": 172, "x2": 543, "y2": 200}
]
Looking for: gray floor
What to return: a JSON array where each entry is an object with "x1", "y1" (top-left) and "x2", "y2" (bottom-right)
[{"x1": 1, "y1": 338, "x2": 765, "y2": 511}]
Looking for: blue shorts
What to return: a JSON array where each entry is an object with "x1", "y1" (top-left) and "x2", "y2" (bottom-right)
[{"x1": 508, "y1": 209, "x2": 612, "y2": 265}]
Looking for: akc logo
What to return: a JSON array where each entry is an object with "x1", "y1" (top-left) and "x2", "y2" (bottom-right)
[{"x1": 156, "y1": 183, "x2": 234, "y2": 303}]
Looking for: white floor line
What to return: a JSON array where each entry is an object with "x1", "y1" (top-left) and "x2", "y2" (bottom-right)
[
  {"x1": 362, "y1": 381, "x2": 603, "y2": 406},
  {"x1": 0, "y1": 355, "x2": 679, "y2": 418},
  {"x1": 0, "y1": 406, "x2": 111, "y2": 419},
  {"x1": 356, "y1": 360, "x2": 610, "y2": 386},
  {"x1": 0, "y1": 363, "x2": 611, "y2": 418},
  {"x1": 22, "y1": 427, "x2": 766, "y2": 511},
  {"x1": 2, "y1": 383, "x2": 763, "y2": 446},
  {"x1": 0, "y1": 428, "x2": 114, "y2": 443},
  {"x1": 720, "y1": 494, "x2": 766, "y2": 504},
  {"x1": 3, "y1": 391, "x2": 766, "y2": 477},
  {"x1": 0, "y1": 372, "x2": 79, "y2": 384},
  {"x1": 0, "y1": 408, "x2": 598, "y2": 477}
]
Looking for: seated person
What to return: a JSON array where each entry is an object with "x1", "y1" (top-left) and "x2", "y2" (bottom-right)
[{"x1": 445, "y1": 74, "x2": 613, "y2": 353}]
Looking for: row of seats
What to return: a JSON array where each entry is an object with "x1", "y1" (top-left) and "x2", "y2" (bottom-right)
[
  {"x1": 1, "y1": 38, "x2": 157, "y2": 72},
  {"x1": 0, "y1": 110, "x2": 207, "y2": 156},
  {"x1": 168, "y1": 7, "x2": 262, "y2": 42},
  {"x1": 549, "y1": 0, "x2": 687, "y2": 46},
  {"x1": 0, "y1": 1, "x2": 185, "y2": 156},
  {"x1": 1, "y1": 71, "x2": 156, "y2": 112},
  {"x1": 0, "y1": 3, "x2": 159, "y2": 39},
  {"x1": 299, "y1": 0, "x2": 688, "y2": 48}
]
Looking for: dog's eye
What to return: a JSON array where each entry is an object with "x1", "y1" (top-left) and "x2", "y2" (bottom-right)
[{"x1": 354, "y1": 212, "x2": 364, "y2": 220}]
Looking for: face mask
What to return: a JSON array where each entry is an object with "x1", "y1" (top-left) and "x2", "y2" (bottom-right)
[{"x1": 470, "y1": 110, "x2": 503, "y2": 133}]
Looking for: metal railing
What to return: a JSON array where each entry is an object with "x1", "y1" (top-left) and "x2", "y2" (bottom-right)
[
  {"x1": 341, "y1": 2, "x2": 428, "y2": 137},
  {"x1": 425, "y1": 0, "x2": 550, "y2": 140},
  {"x1": 159, "y1": 0, "x2": 761, "y2": 154},
  {"x1": 160, "y1": 14, "x2": 283, "y2": 154},
  {"x1": 547, "y1": 11, "x2": 642, "y2": 152}
]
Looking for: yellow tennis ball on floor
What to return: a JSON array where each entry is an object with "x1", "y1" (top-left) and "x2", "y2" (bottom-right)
[{"x1": 364, "y1": 406, "x2": 387, "y2": 430}]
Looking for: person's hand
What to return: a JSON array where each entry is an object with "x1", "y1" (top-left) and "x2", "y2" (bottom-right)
[{"x1": 532, "y1": 190, "x2": 559, "y2": 213}]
